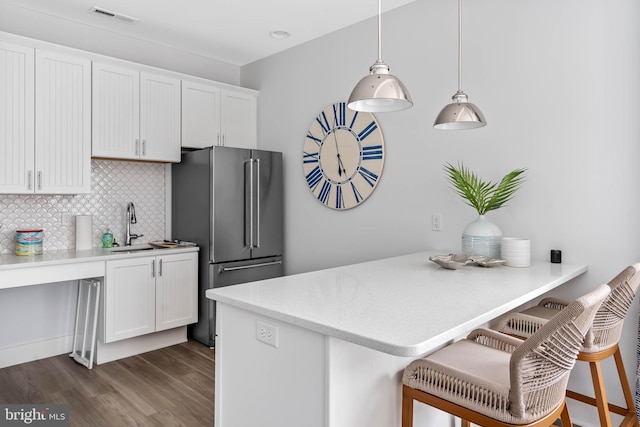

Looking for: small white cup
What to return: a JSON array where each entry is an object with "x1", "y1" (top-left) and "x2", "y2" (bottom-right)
[{"x1": 501, "y1": 237, "x2": 531, "y2": 267}]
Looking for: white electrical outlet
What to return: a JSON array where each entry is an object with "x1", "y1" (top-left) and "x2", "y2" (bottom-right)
[
  {"x1": 256, "y1": 320, "x2": 279, "y2": 348},
  {"x1": 432, "y1": 213, "x2": 443, "y2": 231},
  {"x1": 61, "y1": 212, "x2": 72, "y2": 226}
]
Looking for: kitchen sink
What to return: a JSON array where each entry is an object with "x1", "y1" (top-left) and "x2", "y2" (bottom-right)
[{"x1": 107, "y1": 244, "x2": 159, "y2": 253}]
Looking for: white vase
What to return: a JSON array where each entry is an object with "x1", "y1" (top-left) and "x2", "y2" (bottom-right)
[{"x1": 461, "y1": 215, "x2": 502, "y2": 259}]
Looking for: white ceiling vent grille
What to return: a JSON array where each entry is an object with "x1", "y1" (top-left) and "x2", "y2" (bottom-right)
[{"x1": 91, "y1": 7, "x2": 140, "y2": 24}]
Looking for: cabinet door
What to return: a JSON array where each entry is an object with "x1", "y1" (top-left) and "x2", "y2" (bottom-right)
[
  {"x1": 35, "y1": 50, "x2": 91, "y2": 194},
  {"x1": 140, "y1": 72, "x2": 181, "y2": 162},
  {"x1": 155, "y1": 252, "x2": 198, "y2": 332},
  {"x1": 220, "y1": 89, "x2": 257, "y2": 149},
  {"x1": 104, "y1": 257, "x2": 156, "y2": 343},
  {"x1": 181, "y1": 80, "x2": 221, "y2": 149},
  {"x1": 92, "y1": 62, "x2": 140, "y2": 160},
  {"x1": 0, "y1": 42, "x2": 34, "y2": 194}
]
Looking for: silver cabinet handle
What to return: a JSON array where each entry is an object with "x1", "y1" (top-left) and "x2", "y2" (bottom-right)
[
  {"x1": 159, "y1": 258, "x2": 163, "y2": 277},
  {"x1": 37, "y1": 171, "x2": 42, "y2": 190},
  {"x1": 220, "y1": 260, "x2": 282, "y2": 272},
  {"x1": 27, "y1": 171, "x2": 33, "y2": 190},
  {"x1": 221, "y1": 134, "x2": 225, "y2": 146},
  {"x1": 135, "y1": 139, "x2": 140, "y2": 156},
  {"x1": 151, "y1": 259, "x2": 155, "y2": 278},
  {"x1": 142, "y1": 140, "x2": 146, "y2": 156}
]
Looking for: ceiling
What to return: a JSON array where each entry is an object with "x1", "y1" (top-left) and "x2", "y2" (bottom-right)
[{"x1": 0, "y1": 0, "x2": 416, "y2": 66}]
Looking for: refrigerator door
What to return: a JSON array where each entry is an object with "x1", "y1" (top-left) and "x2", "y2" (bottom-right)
[
  {"x1": 250, "y1": 149, "x2": 283, "y2": 259},
  {"x1": 194, "y1": 256, "x2": 283, "y2": 346},
  {"x1": 211, "y1": 146, "x2": 252, "y2": 263}
]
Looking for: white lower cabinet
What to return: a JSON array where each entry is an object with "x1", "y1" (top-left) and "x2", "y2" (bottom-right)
[{"x1": 102, "y1": 252, "x2": 198, "y2": 343}]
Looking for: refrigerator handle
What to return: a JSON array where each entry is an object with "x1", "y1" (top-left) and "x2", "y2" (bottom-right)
[
  {"x1": 244, "y1": 158, "x2": 253, "y2": 249},
  {"x1": 219, "y1": 260, "x2": 282, "y2": 272},
  {"x1": 255, "y1": 158, "x2": 261, "y2": 249}
]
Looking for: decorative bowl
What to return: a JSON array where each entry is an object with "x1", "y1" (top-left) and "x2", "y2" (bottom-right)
[
  {"x1": 429, "y1": 254, "x2": 470, "y2": 270},
  {"x1": 469, "y1": 255, "x2": 506, "y2": 267}
]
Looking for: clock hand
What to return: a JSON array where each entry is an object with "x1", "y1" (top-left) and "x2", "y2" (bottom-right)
[
  {"x1": 332, "y1": 129, "x2": 347, "y2": 176},
  {"x1": 337, "y1": 154, "x2": 347, "y2": 177}
]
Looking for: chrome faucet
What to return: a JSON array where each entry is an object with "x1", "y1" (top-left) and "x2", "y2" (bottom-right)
[{"x1": 125, "y1": 202, "x2": 143, "y2": 246}]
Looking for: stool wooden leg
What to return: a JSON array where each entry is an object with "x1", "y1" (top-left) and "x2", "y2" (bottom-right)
[
  {"x1": 589, "y1": 359, "x2": 613, "y2": 427},
  {"x1": 402, "y1": 386, "x2": 414, "y2": 427},
  {"x1": 560, "y1": 400, "x2": 572, "y2": 427},
  {"x1": 612, "y1": 347, "x2": 639, "y2": 427},
  {"x1": 461, "y1": 419, "x2": 471, "y2": 427}
]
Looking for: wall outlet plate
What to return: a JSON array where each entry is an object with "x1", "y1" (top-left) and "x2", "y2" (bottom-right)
[
  {"x1": 256, "y1": 320, "x2": 279, "y2": 348},
  {"x1": 61, "y1": 212, "x2": 73, "y2": 227}
]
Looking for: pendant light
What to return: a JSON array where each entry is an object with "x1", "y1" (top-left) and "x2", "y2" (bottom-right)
[
  {"x1": 347, "y1": 0, "x2": 412, "y2": 113},
  {"x1": 434, "y1": 0, "x2": 486, "y2": 130}
]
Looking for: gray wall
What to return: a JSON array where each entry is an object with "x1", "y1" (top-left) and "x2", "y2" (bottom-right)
[{"x1": 241, "y1": 0, "x2": 640, "y2": 425}]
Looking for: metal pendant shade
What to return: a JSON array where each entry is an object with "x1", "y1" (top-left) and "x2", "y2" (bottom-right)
[
  {"x1": 434, "y1": 0, "x2": 486, "y2": 130},
  {"x1": 348, "y1": 0, "x2": 412, "y2": 113}
]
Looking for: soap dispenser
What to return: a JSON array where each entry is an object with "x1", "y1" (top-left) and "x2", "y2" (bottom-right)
[{"x1": 102, "y1": 229, "x2": 114, "y2": 248}]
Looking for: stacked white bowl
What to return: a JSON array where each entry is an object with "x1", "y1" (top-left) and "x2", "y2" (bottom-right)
[{"x1": 501, "y1": 237, "x2": 531, "y2": 267}]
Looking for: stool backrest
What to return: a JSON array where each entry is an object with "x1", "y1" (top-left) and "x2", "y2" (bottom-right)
[
  {"x1": 583, "y1": 263, "x2": 640, "y2": 352},
  {"x1": 508, "y1": 284, "x2": 610, "y2": 419}
]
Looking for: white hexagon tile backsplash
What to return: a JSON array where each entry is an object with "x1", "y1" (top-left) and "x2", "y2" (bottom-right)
[{"x1": 0, "y1": 160, "x2": 166, "y2": 254}]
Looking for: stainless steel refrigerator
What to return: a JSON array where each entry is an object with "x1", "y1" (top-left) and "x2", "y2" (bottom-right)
[{"x1": 171, "y1": 146, "x2": 283, "y2": 346}]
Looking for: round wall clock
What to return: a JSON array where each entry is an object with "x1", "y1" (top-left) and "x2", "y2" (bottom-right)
[{"x1": 303, "y1": 101, "x2": 385, "y2": 210}]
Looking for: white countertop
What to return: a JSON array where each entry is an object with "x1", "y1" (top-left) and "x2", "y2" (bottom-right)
[
  {"x1": 0, "y1": 244, "x2": 198, "y2": 270},
  {"x1": 0, "y1": 244, "x2": 199, "y2": 290},
  {"x1": 207, "y1": 251, "x2": 588, "y2": 357}
]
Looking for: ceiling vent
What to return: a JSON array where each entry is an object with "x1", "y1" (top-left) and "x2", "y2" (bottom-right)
[{"x1": 91, "y1": 7, "x2": 140, "y2": 24}]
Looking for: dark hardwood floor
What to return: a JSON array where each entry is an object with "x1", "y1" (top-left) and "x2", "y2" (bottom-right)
[{"x1": 0, "y1": 340, "x2": 215, "y2": 426}]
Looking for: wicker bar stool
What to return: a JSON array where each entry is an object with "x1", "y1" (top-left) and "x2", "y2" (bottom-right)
[
  {"x1": 497, "y1": 264, "x2": 640, "y2": 427},
  {"x1": 402, "y1": 284, "x2": 610, "y2": 427}
]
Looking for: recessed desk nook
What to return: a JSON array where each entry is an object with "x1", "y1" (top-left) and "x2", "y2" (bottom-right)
[
  {"x1": 0, "y1": 246, "x2": 199, "y2": 367},
  {"x1": 207, "y1": 250, "x2": 588, "y2": 427}
]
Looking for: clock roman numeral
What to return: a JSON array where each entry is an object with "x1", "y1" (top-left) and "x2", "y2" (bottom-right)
[
  {"x1": 358, "y1": 121, "x2": 378, "y2": 141},
  {"x1": 350, "y1": 182, "x2": 363, "y2": 204},
  {"x1": 305, "y1": 166, "x2": 323, "y2": 191},
  {"x1": 306, "y1": 131, "x2": 322, "y2": 146},
  {"x1": 318, "y1": 180, "x2": 331, "y2": 205},
  {"x1": 349, "y1": 111, "x2": 359, "y2": 130},
  {"x1": 335, "y1": 184, "x2": 344, "y2": 209},
  {"x1": 358, "y1": 166, "x2": 379, "y2": 187},
  {"x1": 316, "y1": 112, "x2": 331, "y2": 135},
  {"x1": 362, "y1": 145, "x2": 383, "y2": 160},
  {"x1": 333, "y1": 102, "x2": 346, "y2": 127},
  {"x1": 303, "y1": 151, "x2": 319, "y2": 163}
]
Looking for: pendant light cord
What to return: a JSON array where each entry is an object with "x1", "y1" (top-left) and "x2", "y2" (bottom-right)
[
  {"x1": 457, "y1": 0, "x2": 462, "y2": 91},
  {"x1": 377, "y1": 0, "x2": 382, "y2": 61}
]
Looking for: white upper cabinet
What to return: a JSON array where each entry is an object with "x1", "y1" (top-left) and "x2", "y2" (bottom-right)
[
  {"x1": 220, "y1": 89, "x2": 257, "y2": 149},
  {"x1": 0, "y1": 42, "x2": 34, "y2": 194},
  {"x1": 35, "y1": 50, "x2": 91, "y2": 193},
  {"x1": 182, "y1": 80, "x2": 257, "y2": 150},
  {"x1": 92, "y1": 63, "x2": 181, "y2": 162},
  {"x1": 0, "y1": 42, "x2": 91, "y2": 194},
  {"x1": 181, "y1": 80, "x2": 220, "y2": 149}
]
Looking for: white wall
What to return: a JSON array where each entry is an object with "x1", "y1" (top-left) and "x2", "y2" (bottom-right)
[{"x1": 241, "y1": 0, "x2": 640, "y2": 425}]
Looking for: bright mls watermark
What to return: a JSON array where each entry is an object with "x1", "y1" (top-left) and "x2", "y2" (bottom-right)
[{"x1": 0, "y1": 405, "x2": 69, "y2": 426}]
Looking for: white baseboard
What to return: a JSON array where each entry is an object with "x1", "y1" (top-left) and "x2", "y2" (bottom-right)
[
  {"x1": 95, "y1": 326, "x2": 187, "y2": 364},
  {"x1": 0, "y1": 327, "x2": 188, "y2": 369},
  {"x1": 0, "y1": 335, "x2": 74, "y2": 369}
]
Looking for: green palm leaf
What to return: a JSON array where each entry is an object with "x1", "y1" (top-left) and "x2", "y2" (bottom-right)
[{"x1": 444, "y1": 163, "x2": 526, "y2": 215}]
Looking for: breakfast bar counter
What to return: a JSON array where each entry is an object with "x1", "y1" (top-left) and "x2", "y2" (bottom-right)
[{"x1": 207, "y1": 251, "x2": 588, "y2": 427}]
